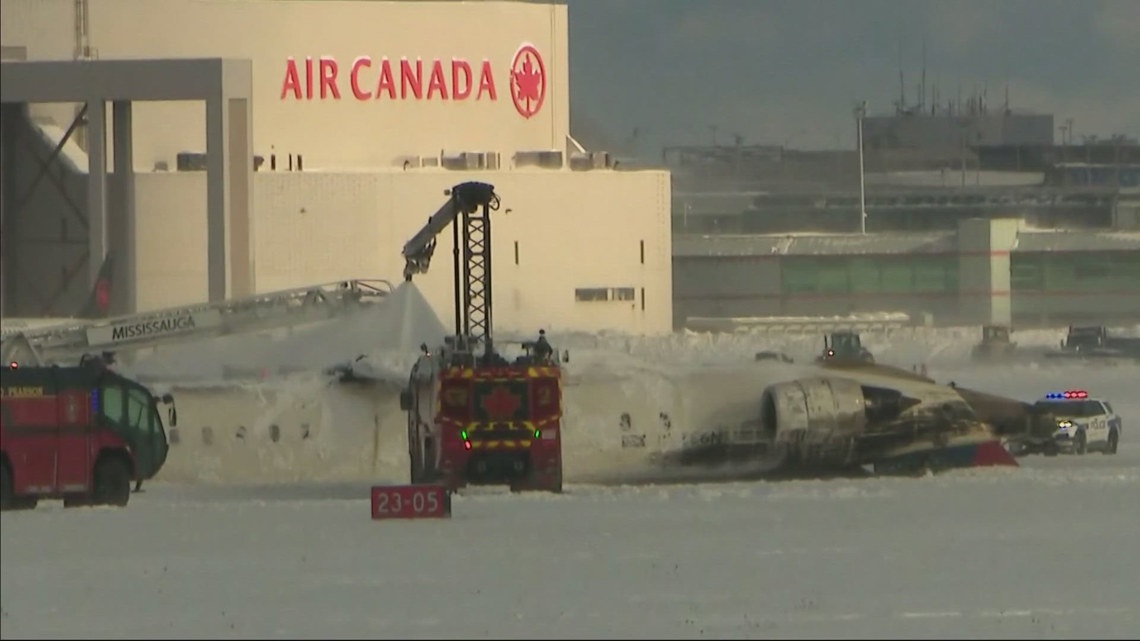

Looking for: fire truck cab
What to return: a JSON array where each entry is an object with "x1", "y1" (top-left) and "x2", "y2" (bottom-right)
[
  {"x1": 402, "y1": 337, "x2": 563, "y2": 493},
  {"x1": 1, "y1": 355, "x2": 175, "y2": 510}
]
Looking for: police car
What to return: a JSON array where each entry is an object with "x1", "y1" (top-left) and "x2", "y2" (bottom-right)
[{"x1": 1033, "y1": 390, "x2": 1122, "y2": 455}]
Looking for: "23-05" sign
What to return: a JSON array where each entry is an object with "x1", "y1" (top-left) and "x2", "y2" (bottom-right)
[{"x1": 370, "y1": 485, "x2": 451, "y2": 520}]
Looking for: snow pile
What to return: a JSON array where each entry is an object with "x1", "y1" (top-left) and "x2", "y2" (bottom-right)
[{"x1": 124, "y1": 281, "x2": 447, "y2": 383}]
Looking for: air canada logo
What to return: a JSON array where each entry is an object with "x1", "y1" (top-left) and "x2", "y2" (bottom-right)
[
  {"x1": 279, "y1": 42, "x2": 548, "y2": 120},
  {"x1": 481, "y1": 386, "x2": 522, "y2": 421},
  {"x1": 509, "y1": 43, "x2": 546, "y2": 119}
]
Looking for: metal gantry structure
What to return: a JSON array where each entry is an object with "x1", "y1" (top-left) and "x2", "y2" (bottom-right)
[{"x1": 401, "y1": 182, "x2": 500, "y2": 361}]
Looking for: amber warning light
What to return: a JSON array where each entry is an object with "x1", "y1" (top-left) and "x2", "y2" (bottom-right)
[{"x1": 370, "y1": 485, "x2": 451, "y2": 520}]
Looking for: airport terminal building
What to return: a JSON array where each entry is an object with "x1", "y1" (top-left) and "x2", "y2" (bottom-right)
[
  {"x1": 1, "y1": 0, "x2": 673, "y2": 335},
  {"x1": 670, "y1": 138, "x2": 1140, "y2": 329}
]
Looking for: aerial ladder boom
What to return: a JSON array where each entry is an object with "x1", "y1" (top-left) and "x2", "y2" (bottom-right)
[
  {"x1": 401, "y1": 181, "x2": 501, "y2": 361},
  {"x1": 1, "y1": 279, "x2": 393, "y2": 366}
]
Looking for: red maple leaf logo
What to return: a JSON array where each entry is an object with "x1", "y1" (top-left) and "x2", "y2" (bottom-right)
[
  {"x1": 510, "y1": 45, "x2": 546, "y2": 119},
  {"x1": 481, "y1": 386, "x2": 521, "y2": 420}
]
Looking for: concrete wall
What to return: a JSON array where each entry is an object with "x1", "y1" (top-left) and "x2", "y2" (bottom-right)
[
  {"x1": 2, "y1": 0, "x2": 571, "y2": 169},
  {"x1": 134, "y1": 168, "x2": 673, "y2": 334}
]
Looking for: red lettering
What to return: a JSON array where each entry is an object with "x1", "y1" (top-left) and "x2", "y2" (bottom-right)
[
  {"x1": 375, "y1": 58, "x2": 396, "y2": 99},
  {"x1": 285, "y1": 54, "x2": 502, "y2": 102},
  {"x1": 451, "y1": 59, "x2": 472, "y2": 100},
  {"x1": 305, "y1": 57, "x2": 314, "y2": 100},
  {"x1": 350, "y1": 57, "x2": 372, "y2": 100},
  {"x1": 319, "y1": 58, "x2": 341, "y2": 99},
  {"x1": 400, "y1": 58, "x2": 423, "y2": 100},
  {"x1": 427, "y1": 60, "x2": 448, "y2": 100},
  {"x1": 476, "y1": 60, "x2": 497, "y2": 100},
  {"x1": 281, "y1": 58, "x2": 302, "y2": 100}
]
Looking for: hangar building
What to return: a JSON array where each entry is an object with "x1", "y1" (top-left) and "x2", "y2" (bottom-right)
[{"x1": 0, "y1": 0, "x2": 673, "y2": 335}]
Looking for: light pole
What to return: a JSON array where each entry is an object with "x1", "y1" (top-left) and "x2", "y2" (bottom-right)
[{"x1": 854, "y1": 101, "x2": 868, "y2": 234}]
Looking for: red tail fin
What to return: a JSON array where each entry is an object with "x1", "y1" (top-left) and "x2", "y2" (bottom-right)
[
  {"x1": 78, "y1": 253, "x2": 115, "y2": 319},
  {"x1": 973, "y1": 439, "x2": 1019, "y2": 468}
]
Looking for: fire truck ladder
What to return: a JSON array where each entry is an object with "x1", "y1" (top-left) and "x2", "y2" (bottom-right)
[
  {"x1": 1, "y1": 279, "x2": 394, "y2": 366},
  {"x1": 401, "y1": 182, "x2": 500, "y2": 361}
]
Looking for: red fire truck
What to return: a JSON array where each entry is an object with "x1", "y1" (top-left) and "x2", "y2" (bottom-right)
[
  {"x1": 0, "y1": 355, "x2": 175, "y2": 510},
  {"x1": 403, "y1": 340, "x2": 563, "y2": 492},
  {"x1": 397, "y1": 182, "x2": 564, "y2": 493}
]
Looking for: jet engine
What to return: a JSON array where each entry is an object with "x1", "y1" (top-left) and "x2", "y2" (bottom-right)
[{"x1": 759, "y1": 377, "x2": 923, "y2": 465}]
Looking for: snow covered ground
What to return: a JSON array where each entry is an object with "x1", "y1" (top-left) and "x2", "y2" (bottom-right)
[{"x1": 2, "y1": 449, "x2": 1138, "y2": 639}]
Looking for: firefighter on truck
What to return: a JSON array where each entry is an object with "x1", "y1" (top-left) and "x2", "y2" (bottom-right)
[{"x1": 0, "y1": 354, "x2": 176, "y2": 511}]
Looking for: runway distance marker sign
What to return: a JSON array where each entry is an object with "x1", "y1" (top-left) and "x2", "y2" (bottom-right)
[{"x1": 370, "y1": 485, "x2": 451, "y2": 520}]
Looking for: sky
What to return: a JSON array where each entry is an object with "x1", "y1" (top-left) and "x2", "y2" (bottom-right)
[{"x1": 564, "y1": 0, "x2": 1140, "y2": 158}]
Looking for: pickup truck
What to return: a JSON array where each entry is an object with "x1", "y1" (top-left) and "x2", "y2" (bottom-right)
[{"x1": 1045, "y1": 325, "x2": 1140, "y2": 361}]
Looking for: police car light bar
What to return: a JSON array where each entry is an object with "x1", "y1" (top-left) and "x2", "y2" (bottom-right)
[{"x1": 1045, "y1": 390, "x2": 1088, "y2": 399}]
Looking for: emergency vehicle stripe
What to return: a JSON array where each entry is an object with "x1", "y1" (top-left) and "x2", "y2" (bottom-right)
[
  {"x1": 440, "y1": 367, "x2": 562, "y2": 381},
  {"x1": 464, "y1": 420, "x2": 538, "y2": 432},
  {"x1": 469, "y1": 440, "x2": 531, "y2": 450}
]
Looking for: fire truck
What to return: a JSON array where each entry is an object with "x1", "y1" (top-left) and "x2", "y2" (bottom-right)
[
  {"x1": 0, "y1": 354, "x2": 175, "y2": 510},
  {"x1": 398, "y1": 182, "x2": 564, "y2": 493}
]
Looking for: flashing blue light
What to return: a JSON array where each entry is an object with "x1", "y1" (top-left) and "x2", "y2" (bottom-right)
[{"x1": 91, "y1": 389, "x2": 101, "y2": 413}]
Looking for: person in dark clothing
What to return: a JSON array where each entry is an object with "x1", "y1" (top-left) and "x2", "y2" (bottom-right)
[{"x1": 533, "y1": 329, "x2": 553, "y2": 362}]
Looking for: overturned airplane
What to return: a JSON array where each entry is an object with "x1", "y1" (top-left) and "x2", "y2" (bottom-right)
[{"x1": 658, "y1": 360, "x2": 1049, "y2": 477}]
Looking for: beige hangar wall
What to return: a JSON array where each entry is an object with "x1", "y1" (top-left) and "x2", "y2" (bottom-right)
[
  {"x1": 2, "y1": 0, "x2": 571, "y2": 168},
  {"x1": 133, "y1": 168, "x2": 674, "y2": 334}
]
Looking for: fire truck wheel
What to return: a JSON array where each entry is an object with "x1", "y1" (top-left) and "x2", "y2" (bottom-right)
[
  {"x1": 0, "y1": 461, "x2": 13, "y2": 510},
  {"x1": 0, "y1": 463, "x2": 34, "y2": 510},
  {"x1": 93, "y1": 457, "x2": 132, "y2": 507}
]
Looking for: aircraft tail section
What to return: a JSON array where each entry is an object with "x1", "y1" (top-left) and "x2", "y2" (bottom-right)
[{"x1": 77, "y1": 252, "x2": 115, "y2": 319}]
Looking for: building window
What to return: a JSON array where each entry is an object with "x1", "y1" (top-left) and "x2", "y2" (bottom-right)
[
  {"x1": 575, "y1": 288, "x2": 610, "y2": 302},
  {"x1": 849, "y1": 258, "x2": 881, "y2": 293},
  {"x1": 1112, "y1": 252, "x2": 1140, "y2": 285},
  {"x1": 780, "y1": 255, "x2": 959, "y2": 296},
  {"x1": 878, "y1": 262, "x2": 914, "y2": 292},
  {"x1": 782, "y1": 258, "x2": 823, "y2": 294},
  {"x1": 913, "y1": 259, "x2": 952, "y2": 293},
  {"x1": 1010, "y1": 254, "x2": 1044, "y2": 292},
  {"x1": 1072, "y1": 254, "x2": 1111, "y2": 281},
  {"x1": 575, "y1": 287, "x2": 637, "y2": 302},
  {"x1": 816, "y1": 261, "x2": 849, "y2": 293}
]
